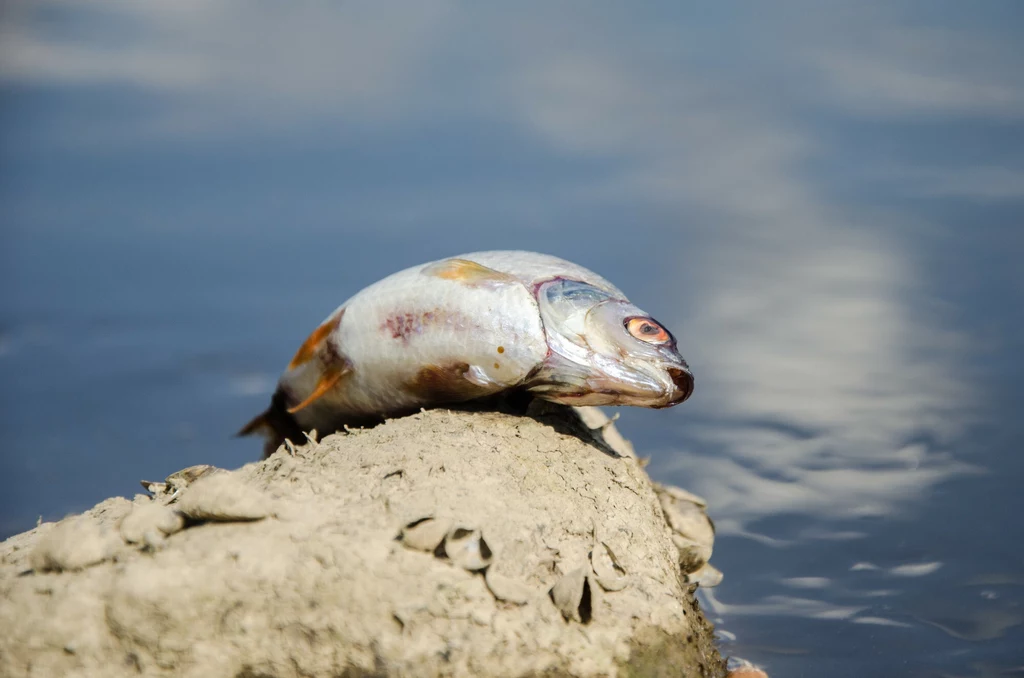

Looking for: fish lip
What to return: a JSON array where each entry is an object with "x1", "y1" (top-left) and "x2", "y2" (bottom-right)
[{"x1": 666, "y1": 366, "x2": 694, "y2": 404}]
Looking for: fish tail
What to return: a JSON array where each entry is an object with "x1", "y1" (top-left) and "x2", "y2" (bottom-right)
[
  {"x1": 237, "y1": 388, "x2": 304, "y2": 459},
  {"x1": 236, "y1": 411, "x2": 271, "y2": 437}
]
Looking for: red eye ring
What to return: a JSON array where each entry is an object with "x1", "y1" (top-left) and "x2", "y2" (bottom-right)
[{"x1": 625, "y1": 317, "x2": 671, "y2": 344}]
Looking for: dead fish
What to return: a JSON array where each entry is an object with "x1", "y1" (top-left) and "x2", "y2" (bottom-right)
[{"x1": 240, "y1": 251, "x2": 693, "y2": 457}]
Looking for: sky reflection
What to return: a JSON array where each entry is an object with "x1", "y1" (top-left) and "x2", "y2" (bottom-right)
[{"x1": 2, "y1": 2, "x2": 1022, "y2": 676}]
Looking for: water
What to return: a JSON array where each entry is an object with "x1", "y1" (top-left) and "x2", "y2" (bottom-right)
[{"x1": 2, "y1": 3, "x2": 1022, "y2": 676}]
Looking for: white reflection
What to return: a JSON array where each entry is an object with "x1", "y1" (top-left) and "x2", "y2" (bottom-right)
[
  {"x1": 658, "y1": 217, "x2": 985, "y2": 533},
  {"x1": 890, "y1": 562, "x2": 943, "y2": 577},
  {"x1": 920, "y1": 609, "x2": 1024, "y2": 642},
  {"x1": 781, "y1": 577, "x2": 831, "y2": 590},
  {"x1": 809, "y1": 23, "x2": 1024, "y2": 119},
  {"x1": 851, "y1": 562, "x2": 880, "y2": 571},
  {"x1": 852, "y1": 616, "x2": 912, "y2": 628},
  {"x1": 0, "y1": 0, "x2": 452, "y2": 136},
  {"x1": 850, "y1": 561, "x2": 943, "y2": 577},
  {"x1": 702, "y1": 589, "x2": 863, "y2": 621},
  {"x1": 798, "y1": 528, "x2": 868, "y2": 541}
]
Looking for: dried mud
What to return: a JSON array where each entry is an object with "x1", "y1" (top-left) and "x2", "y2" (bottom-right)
[{"x1": 0, "y1": 407, "x2": 726, "y2": 678}]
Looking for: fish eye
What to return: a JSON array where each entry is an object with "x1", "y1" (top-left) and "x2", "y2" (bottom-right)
[{"x1": 625, "y1": 317, "x2": 672, "y2": 345}]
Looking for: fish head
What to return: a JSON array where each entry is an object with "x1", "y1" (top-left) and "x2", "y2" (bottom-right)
[{"x1": 531, "y1": 279, "x2": 693, "y2": 408}]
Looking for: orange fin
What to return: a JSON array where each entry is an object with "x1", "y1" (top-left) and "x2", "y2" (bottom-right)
[
  {"x1": 287, "y1": 362, "x2": 351, "y2": 414},
  {"x1": 421, "y1": 259, "x2": 517, "y2": 286},
  {"x1": 288, "y1": 310, "x2": 344, "y2": 370}
]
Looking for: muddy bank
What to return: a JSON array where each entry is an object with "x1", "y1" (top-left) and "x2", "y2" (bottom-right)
[{"x1": 0, "y1": 406, "x2": 725, "y2": 677}]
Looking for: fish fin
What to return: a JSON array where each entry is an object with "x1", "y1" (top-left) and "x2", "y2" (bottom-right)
[
  {"x1": 237, "y1": 388, "x2": 306, "y2": 459},
  {"x1": 237, "y1": 411, "x2": 272, "y2": 438},
  {"x1": 421, "y1": 258, "x2": 517, "y2": 286},
  {"x1": 287, "y1": 362, "x2": 351, "y2": 414},
  {"x1": 407, "y1": 362, "x2": 499, "y2": 402},
  {"x1": 288, "y1": 310, "x2": 344, "y2": 370},
  {"x1": 463, "y1": 364, "x2": 500, "y2": 388}
]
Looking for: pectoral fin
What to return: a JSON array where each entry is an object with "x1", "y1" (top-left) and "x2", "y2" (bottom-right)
[
  {"x1": 287, "y1": 362, "x2": 351, "y2": 414},
  {"x1": 406, "y1": 362, "x2": 499, "y2": 402},
  {"x1": 421, "y1": 259, "x2": 517, "y2": 287}
]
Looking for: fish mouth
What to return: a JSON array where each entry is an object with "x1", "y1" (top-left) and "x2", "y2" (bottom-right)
[
  {"x1": 666, "y1": 367, "x2": 694, "y2": 405},
  {"x1": 587, "y1": 363, "x2": 693, "y2": 409},
  {"x1": 524, "y1": 351, "x2": 694, "y2": 409},
  {"x1": 582, "y1": 361, "x2": 693, "y2": 408}
]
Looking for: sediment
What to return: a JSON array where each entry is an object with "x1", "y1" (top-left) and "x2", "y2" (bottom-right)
[{"x1": 0, "y1": 406, "x2": 725, "y2": 678}]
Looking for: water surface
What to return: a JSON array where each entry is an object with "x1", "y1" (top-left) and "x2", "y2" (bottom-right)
[{"x1": 2, "y1": 3, "x2": 1022, "y2": 676}]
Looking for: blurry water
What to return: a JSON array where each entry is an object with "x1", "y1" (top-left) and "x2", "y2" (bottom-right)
[{"x1": 2, "y1": 3, "x2": 1023, "y2": 676}]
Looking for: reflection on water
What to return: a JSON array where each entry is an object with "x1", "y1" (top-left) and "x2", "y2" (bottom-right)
[
  {"x1": 642, "y1": 213, "x2": 1020, "y2": 673},
  {"x1": 663, "y1": 230, "x2": 978, "y2": 529},
  {"x1": 2, "y1": 2, "x2": 1023, "y2": 676}
]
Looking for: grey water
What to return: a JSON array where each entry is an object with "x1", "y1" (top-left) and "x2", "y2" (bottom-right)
[{"x1": 2, "y1": 3, "x2": 1022, "y2": 676}]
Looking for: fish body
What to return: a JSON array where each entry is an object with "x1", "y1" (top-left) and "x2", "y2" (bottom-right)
[{"x1": 241, "y1": 251, "x2": 693, "y2": 457}]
